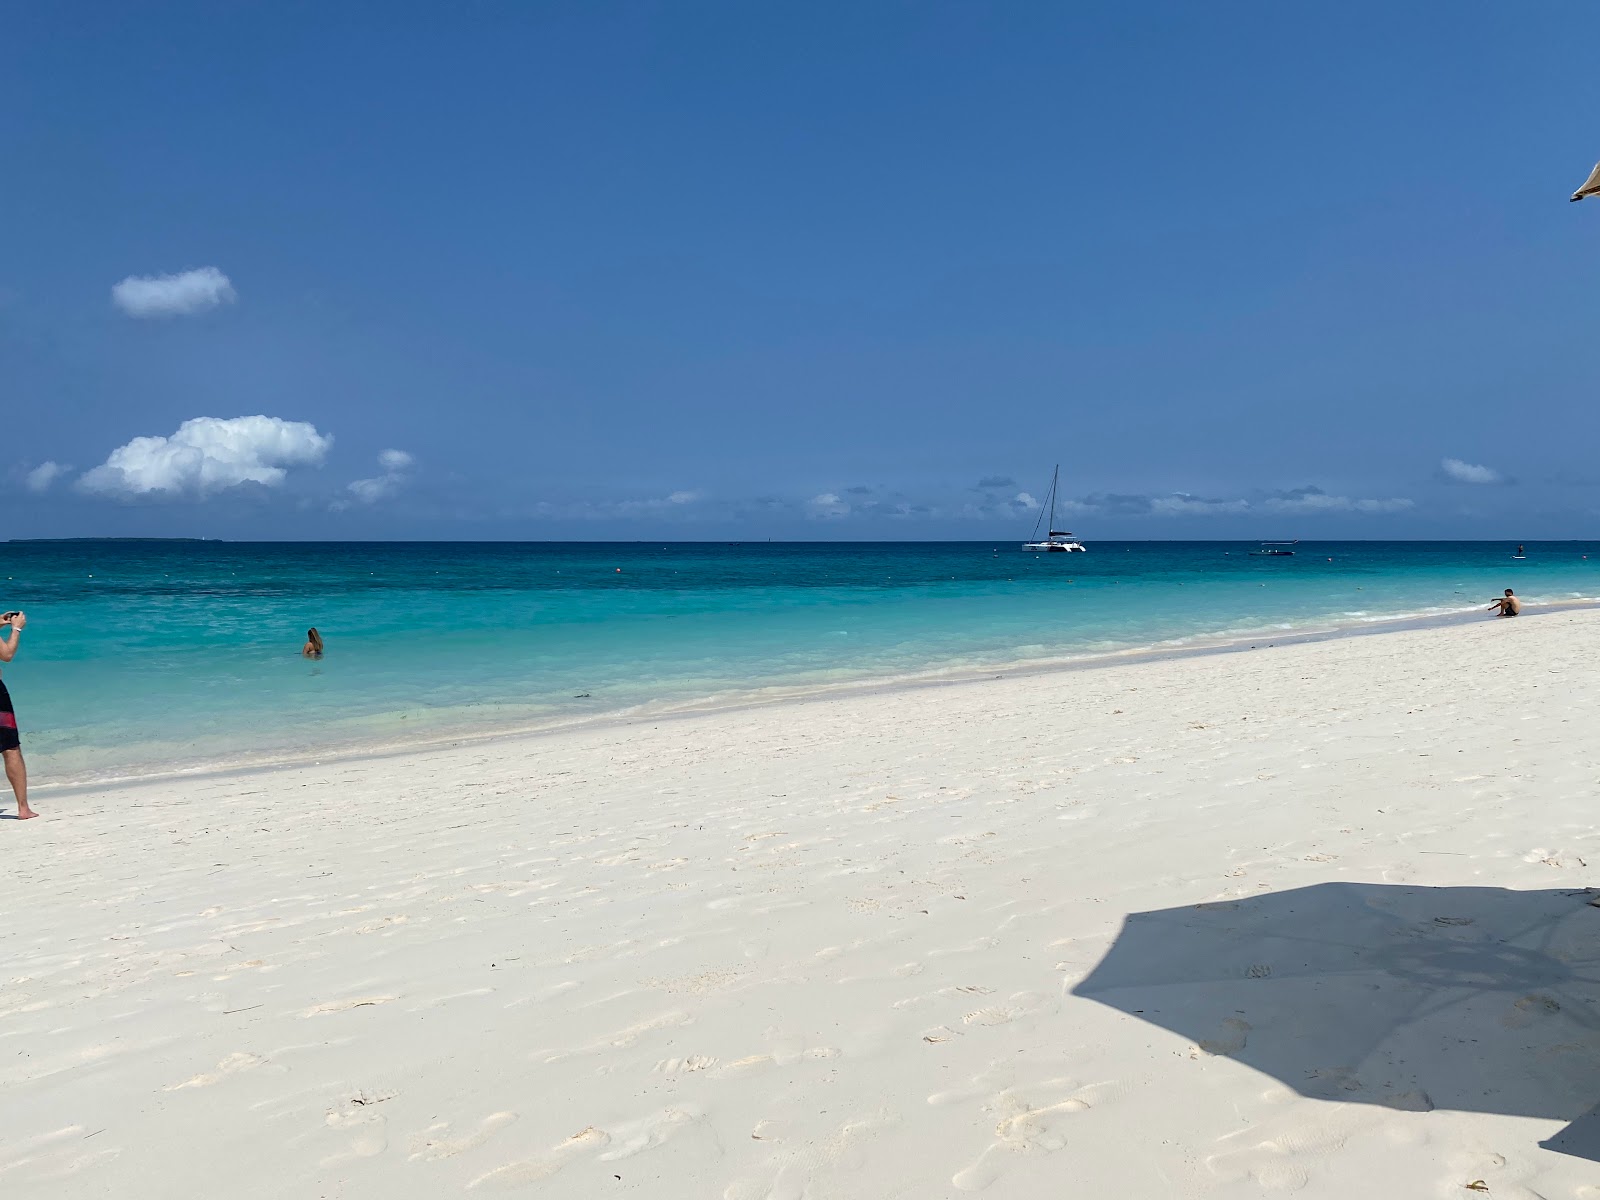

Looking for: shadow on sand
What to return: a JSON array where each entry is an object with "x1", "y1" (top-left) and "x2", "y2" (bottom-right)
[{"x1": 1073, "y1": 882, "x2": 1600, "y2": 1162}]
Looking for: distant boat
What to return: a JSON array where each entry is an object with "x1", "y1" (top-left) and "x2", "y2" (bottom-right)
[
  {"x1": 1251, "y1": 540, "x2": 1298, "y2": 557},
  {"x1": 1022, "y1": 464, "x2": 1086, "y2": 552}
]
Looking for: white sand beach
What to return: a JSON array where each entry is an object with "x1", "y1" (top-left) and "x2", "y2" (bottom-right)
[{"x1": 4, "y1": 611, "x2": 1599, "y2": 1199}]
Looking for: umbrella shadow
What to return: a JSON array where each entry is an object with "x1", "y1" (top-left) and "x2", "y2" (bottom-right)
[{"x1": 1073, "y1": 883, "x2": 1600, "y2": 1161}]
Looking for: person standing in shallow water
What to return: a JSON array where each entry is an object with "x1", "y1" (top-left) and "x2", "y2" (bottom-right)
[
  {"x1": 0, "y1": 612, "x2": 36, "y2": 820},
  {"x1": 303, "y1": 627, "x2": 324, "y2": 658}
]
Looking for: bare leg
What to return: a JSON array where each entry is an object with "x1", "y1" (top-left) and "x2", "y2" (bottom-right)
[{"x1": 4, "y1": 747, "x2": 34, "y2": 819}]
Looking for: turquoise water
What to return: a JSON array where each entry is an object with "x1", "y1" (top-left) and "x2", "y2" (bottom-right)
[{"x1": 3, "y1": 540, "x2": 1594, "y2": 785}]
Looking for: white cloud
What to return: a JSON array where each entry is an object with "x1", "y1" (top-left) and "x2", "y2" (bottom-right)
[
  {"x1": 111, "y1": 267, "x2": 237, "y2": 318},
  {"x1": 807, "y1": 492, "x2": 849, "y2": 518},
  {"x1": 346, "y1": 448, "x2": 415, "y2": 505},
  {"x1": 608, "y1": 489, "x2": 705, "y2": 516},
  {"x1": 79, "y1": 416, "x2": 331, "y2": 498},
  {"x1": 1149, "y1": 494, "x2": 1252, "y2": 516},
  {"x1": 346, "y1": 475, "x2": 401, "y2": 503},
  {"x1": 1260, "y1": 487, "x2": 1413, "y2": 514},
  {"x1": 25, "y1": 461, "x2": 67, "y2": 493},
  {"x1": 1440, "y1": 457, "x2": 1502, "y2": 485},
  {"x1": 1012, "y1": 491, "x2": 1040, "y2": 510}
]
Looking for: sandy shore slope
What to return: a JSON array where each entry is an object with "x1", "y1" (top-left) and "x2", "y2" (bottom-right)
[{"x1": 4, "y1": 612, "x2": 1599, "y2": 1198}]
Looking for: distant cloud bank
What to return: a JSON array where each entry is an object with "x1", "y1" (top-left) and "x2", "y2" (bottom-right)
[
  {"x1": 111, "y1": 267, "x2": 236, "y2": 318},
  {"x1": 961, "y1": 484, "x2": 1411, "y2": 522},
  {"x1": 1440, "y1": 457, "x2": 1503, "y2": 485},
  {"x1": 79, "y1": 416, "x2": 331, "y2": 498},
  {"x1": 507, "y1": 482, "x2": 1415, "y2": 525}
]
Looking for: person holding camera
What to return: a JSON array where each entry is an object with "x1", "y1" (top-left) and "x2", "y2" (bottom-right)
[{"x1": 0, "y1": 611, "x2": 36, "y2": 821}]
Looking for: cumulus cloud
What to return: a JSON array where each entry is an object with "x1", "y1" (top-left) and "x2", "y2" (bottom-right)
[
  {"x1": 346, "y1": 476, "x2": 400, "y2": 503},
  {"x1": 346, "y1": 448, "x2": 415, "y2": 505},
  {"x1": 978, "y1": 475, "x2": 1015, "y2": 488},
  {"x1": 807, "y1": 492, "x2": 849, "y2": 518},
  {"x1": 25, "y1": 461, "x2": 67, "y2": 493},
  {"x1": 79, "y1": 416, "x2": 331, "y2": 498},
  {"x1": 1012, "y1": 491, "x2": 1040, "y2": 510},
  {"x1": 1440, "y1": 457, "x2": 1502, "y2": 485},
  {"x1": 111, "y1": 267, "x2": 237, "y2": 318}
]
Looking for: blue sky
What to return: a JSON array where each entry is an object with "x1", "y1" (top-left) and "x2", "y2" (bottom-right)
[{"x1": 4, "y1": 1, "x2": 1599, "y2": 540}]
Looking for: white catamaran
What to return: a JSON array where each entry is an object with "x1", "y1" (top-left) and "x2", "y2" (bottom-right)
[{"x1": 1022, "y1": 464, "x2": 1086, "y2": 552}]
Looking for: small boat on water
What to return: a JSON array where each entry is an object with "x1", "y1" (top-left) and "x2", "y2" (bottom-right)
[
  {"x1": 1022, "y1": 465, "x2": 1086, "y2": 552},
  {"x1": 1251, "y1": 541, "x2": 1298, "y2": 557}
]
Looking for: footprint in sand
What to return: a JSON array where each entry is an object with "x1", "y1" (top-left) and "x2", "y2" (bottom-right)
[
  {"x1": 716, "y1": 1045, "x2": 839, "y2": 1077},
  {"x1": 596, "y1": 1108, "x2": 702, "y2": 1162},
  {"x1": 726, "y1": 1111, "x2": 894, "y2": 1200},
  {"x1": 1207, "y1": 1109, "x2": 1358, "y2": 1192},
  {"x1": 321, "y1": 1094, "x2": 393, "y2": 1166},
  {"x1": 539, "y1": 1010, "x2": 692, "y2": 1063},
  {"x1": 961, "y1": 991, "x2": 1050, "y2": 1027},
  {"x1": 962, "y1": 1007, "x2": 1018, "y2": 1027},
  {"x1": 1501, "y1": 993, "x2": 1561, "y2": 1028},
  {"x1": 304, "y1": 995, "x2": 397, "y2": 1017},
  {"x1": 951, "y1": 1083, "x2": 1094, "y2": 1191},
  {"x1": 469, "y1": 1126, "x2": 610, "y2": 1188},
  {"x1": 163, "y1": 1050, "x2": 268, "y2": 1090},
  {"x1": 653, "y1": 1055, "x2": 718, "y2": 1074},
  {"x1": 409, "y1": 1112, "x2": 518, "y2": 1162},
  {"x1": 1191, "y1": 1017, "x2": 1250, "y2": 1058}
]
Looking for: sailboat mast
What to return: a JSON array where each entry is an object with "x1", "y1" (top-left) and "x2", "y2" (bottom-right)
[{"x1": 1048, "y1": 464, "x2": 1059, "y2": 536}]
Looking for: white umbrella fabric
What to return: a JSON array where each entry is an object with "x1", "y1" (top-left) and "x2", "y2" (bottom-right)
[{"x1": 1571, "y1": 161, "x2": 1600, "y2": 201}]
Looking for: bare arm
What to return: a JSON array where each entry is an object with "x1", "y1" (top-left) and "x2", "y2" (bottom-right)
[{"x1": 0, "y1": 612, "x2": 26, "y2": 662}]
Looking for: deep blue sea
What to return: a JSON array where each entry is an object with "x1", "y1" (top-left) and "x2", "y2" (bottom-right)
[{"x1": 3, "y1": 540, "x2": 1593, "y2": 785}]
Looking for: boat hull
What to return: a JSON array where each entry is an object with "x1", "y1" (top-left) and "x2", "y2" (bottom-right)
[{"x1": 1023, "y1": 542, "x2": 1086, "y2": 552}]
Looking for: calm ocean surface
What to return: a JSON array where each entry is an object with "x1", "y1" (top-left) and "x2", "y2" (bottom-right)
[{"x1": 3, "y1": 539, "x2": 1593, "y2": 785}]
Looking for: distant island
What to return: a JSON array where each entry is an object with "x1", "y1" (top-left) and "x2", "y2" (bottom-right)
[{"x1": 6, "y1": 537, "x2": 221, "y2": 544}]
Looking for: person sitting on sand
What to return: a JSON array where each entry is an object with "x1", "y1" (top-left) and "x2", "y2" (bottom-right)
[
  {"x1": 303, "y1": 627, "x2": 325, "y2": 658},
  {"x1": 0, "y1": 611, "x2": 37, "y2": 820},
  {"x1": 1487, "y1": 589, "x2": 1521, "y2": 617}
]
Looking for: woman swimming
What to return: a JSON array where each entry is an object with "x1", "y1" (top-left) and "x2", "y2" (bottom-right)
[{"x1": 303, "y1": 627, "x2": 325, "y2": 658}]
